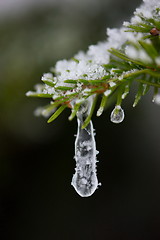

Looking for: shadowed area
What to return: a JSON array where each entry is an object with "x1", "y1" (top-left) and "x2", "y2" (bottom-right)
[{"x1": 1, "y1": 0, "x2": 160, "y2": 239}]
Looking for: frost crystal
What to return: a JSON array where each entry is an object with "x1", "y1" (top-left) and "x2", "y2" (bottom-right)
[
  {"x1": 104, "y1": 89, "x2": 111, "y2": 97},
  {"x1": 71, "y1": 99, "x2": 99, "y2": 197},
  {"x1": 127, "y1": 0, "x2": 160, "y2": 25},
  {"x1": 41, "y1": 73, "x2": 54, "y2": 81},
  {"x1": 87, "y1": 41, "x2": 110, "y2": 65},
  {"x1": 109, "y1": 81, "x2": 116, "y2": 88},
  {"x1": 96, "y1": 107, "x2": 103, "y2": 117},
  {"x1": 125, "y1": 46, "x2": 152, "y2": 64},
  {"x1": 110, "y1": 105, "x2": 125, "y2": 124}
]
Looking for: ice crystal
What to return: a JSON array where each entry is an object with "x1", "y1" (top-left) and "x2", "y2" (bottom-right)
[
  {"x1": 96, "y1": 107, "x2": 103, "y2": 117},
  {"x1": 104, "y1": 89, "x2": 111, "y2": 97},
  {"x1": 126, "y1": 0, "x2": 160, "y2": 25}
]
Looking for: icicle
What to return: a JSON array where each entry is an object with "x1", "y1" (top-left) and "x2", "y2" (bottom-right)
[
  {"x1": 110, "y1": 105, "x2": 124, "y2": 123},
  {"x1": 71, "y1": 99, "x2": 99, "y2": 197}
]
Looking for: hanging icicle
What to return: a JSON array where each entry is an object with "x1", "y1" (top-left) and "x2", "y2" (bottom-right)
[{"x1": 71, "y1": 98, "x2": 99, "y2": 197}]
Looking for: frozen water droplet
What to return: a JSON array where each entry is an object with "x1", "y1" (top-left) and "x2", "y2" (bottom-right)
[
  {"x1": 97, "y1": 107, "x2": 103, "y2": 117},
  {"x1": 71, "y1": 100, "x2": 99, "y2": 197},
  {"x1": 110, "y1": 105, "x2": 124, "y2": 124},
  {"x1": 152, "y1": 94, "x2": 160, "y2": 105}
]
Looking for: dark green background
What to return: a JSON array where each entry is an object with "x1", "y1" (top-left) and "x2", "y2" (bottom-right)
[{"x1": 1, "y1": 0, "x2": 160, "y2": 239}]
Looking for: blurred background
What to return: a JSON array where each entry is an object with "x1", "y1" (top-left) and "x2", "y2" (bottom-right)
[{"x1": 1, "y1": 0, "x2": 160, "y2": 239}]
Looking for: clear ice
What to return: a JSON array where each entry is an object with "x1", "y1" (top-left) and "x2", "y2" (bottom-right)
[
  {"x1": 71, "y1": 99, "x2": 99, "y2": 197},
  {"x1": 110, "y1": 105, "x2": 124, "y2": 124}
]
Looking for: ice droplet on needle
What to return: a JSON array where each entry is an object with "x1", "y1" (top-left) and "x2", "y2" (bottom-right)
[{"x1": 110, "y1": 105, "x2": 124, "y2": 124}]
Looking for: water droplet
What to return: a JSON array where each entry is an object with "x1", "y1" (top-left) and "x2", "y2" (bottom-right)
[
  {"x1": 110, "y1": 105, "x2": 124, "y2": 124},
  {"x1": 97, "y1": 107, "x2": 103, "y2": 117},
  {"x1": 152, "y1": 94, "x2": 160, "y2": 105},
  {"x1": 71, "y1": 101, "x2": 99, "y2": 197}
]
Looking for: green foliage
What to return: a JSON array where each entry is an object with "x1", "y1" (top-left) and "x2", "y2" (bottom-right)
[
  {"x1": 27, "y1": 8, "x2": 160, "y2": 126},
  {"x1": 47, "y1": 105, "x2": 67, "y2": 123},
  {"x1": 126, "y1": 8, "x2": 160, "y2": 34}
]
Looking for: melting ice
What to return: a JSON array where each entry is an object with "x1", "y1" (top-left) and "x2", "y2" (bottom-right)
[
  {"x1": 71, "y1": 100, "x2": 99, "y2": 197},
  {"x1": 110, "y1": 105, "x2": 124, "y2": 124}
]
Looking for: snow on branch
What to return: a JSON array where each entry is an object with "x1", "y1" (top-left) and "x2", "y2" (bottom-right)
[{"x1": 27, "y1": 0, "x2": 160, "y2": 197}]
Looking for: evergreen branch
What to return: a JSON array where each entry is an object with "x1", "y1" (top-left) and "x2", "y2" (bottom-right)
[
  {"x1": 26, "y1": 0, "x2": 160, "y2": 197},
  {"x1": 26, "y1": 92, "x2": 53, "y2": 98},
  {"x1": 55, "y1": 86, "x2": 75, "y2": 91},
  {"x1": 68, "y1": 102, "x2": 82, "y2": 121},
  {"x1": 82, "y1": 95, "x2": 98, "y2": 129},
  {"x1": 133, "y1": 83, "x2": 144, "y2": 107},
  {"x1": 135, "y1": 79, "x2": 160, "y2": 88},
  {"x1": 41, "y1": 80, "x2": 56, "y2": 87},
  {"x1": 97, "y1": 95, "x2": 108, "y2": 116},
  {"x1": 27, "y1": 0, "x2": 160, "y2": 127},
  {"x1": 47, "y1": 105, "x2": 67, "y2": 123},
  {"x1": 108, "y1": 48, "x2": 147, "y2": 67}
]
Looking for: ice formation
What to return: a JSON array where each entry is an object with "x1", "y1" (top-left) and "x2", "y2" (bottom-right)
[
  {"x1": 110, "y1": 105, "x2": 125, "y2": 124},
  {"x1": 27, "y1": 0, "x2": 160, "y2": 197},
  {"x1": 153, "y1": 94, "x2": 160, "y2": 105},
  {"x1": 71, "y1": 98, "x2": 99, "y2": 197}
]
